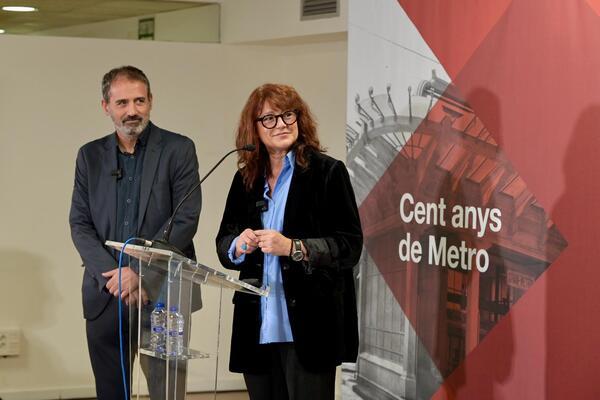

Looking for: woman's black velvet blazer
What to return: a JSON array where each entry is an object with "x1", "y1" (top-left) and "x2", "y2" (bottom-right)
[{"x1": 216, "y1": 150, "x2": 363, "y2": 373}]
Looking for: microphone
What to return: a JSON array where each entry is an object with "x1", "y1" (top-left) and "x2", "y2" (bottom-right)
[
  {"x1": 256, "y1": 200, "x2": 268, "y2": 212},
  {"x1": 111, "y1": 168, "x2": 123, "y2": 180},
  {"x1": 151, "y1": 144, "x2": 256, "y2": 254}
]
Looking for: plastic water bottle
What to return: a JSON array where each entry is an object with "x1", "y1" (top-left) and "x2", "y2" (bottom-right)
[
  {"x1": 166, "y1": 305, "x2": 184, "y2": 356},
  {"x1": 150, "y1": 302, "x2": 166, "y2": 353}
]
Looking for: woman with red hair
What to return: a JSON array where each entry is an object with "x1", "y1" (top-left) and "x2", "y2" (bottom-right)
[{"x1": 216, "y1": 83, "x2": 363, "y2": 399}]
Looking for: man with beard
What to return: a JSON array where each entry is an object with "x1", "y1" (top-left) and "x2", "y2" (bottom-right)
[{"x1": 69, "y1": 65, "x2": 201, "y2": 399}]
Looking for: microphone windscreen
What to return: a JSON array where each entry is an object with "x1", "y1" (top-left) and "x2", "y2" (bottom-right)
[{"x1": 243, "y1": 144, "x2": 256, "y2": 151}]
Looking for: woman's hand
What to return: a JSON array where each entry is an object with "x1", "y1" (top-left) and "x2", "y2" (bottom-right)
[
  {"x1": 254, "y1": 229, "x2": 292, "y2": 256},
  {"x1": 235, "y1": 228, "x2": 259, "y2": 258}
]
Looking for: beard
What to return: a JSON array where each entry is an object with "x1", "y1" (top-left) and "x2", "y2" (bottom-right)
[{"x1": 117, "y1": 116, "x2": 149, "y2": 137}]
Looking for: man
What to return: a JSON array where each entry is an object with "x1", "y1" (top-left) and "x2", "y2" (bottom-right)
[{"x1": 69, "y1": 65, "x2": 201, "y2": 399}]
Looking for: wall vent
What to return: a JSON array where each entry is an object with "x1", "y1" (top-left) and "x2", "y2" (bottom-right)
[{"x1": 301, "y1": 0, "x2": 339, "y2": 20}]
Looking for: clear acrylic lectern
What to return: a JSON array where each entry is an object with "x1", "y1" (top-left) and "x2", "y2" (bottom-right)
[{"x1": 106, "y1": 240, "x2": 268, "y2": 400}]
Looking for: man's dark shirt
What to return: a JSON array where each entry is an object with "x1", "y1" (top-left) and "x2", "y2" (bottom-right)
[{"x1": 115, "y1": 127, "x2": 148, "y2": 243}]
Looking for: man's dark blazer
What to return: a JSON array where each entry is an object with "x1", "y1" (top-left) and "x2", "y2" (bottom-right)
[
  {"x1": 69, "y1": 122, "x2": 201, "y2": 320},
  {"x1": 216, "y1": 150, "x2": 363, "y2": 373}
]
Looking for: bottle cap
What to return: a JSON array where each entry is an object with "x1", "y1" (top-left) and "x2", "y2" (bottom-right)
[
  {"x1": 156, "y1": 302, "x2": 165, "y2": 308},
  {"x1": 169, "y1": 305, "x2": 178, "y2": 312}
]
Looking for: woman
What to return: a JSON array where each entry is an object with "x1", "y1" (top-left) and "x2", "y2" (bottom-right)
[{"x1": 216, "y1": 83, "x2": 363, "y2": 399}]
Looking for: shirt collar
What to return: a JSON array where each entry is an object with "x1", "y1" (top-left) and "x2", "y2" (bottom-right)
[
  {"x1": 137, "y1": 122, "x2": 151, "y2": 147},
  {"x1": 273, "y1": 150, "x2": 296, "y2": 175},
  {"x1": 284, "y1": 150, "x2": 296, "y2": 168},
  {"x1": 262, "y1": 150, "x2": 296, "y2": 194}
]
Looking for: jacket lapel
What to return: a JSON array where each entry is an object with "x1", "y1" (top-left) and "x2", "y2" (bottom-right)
[
  {"x1": 138, "y1": 123, "x2": 162, "y2": 232},
  {"x1": 251, "y1": 176, "x2": 266, "y2": 229},
  {"x1": 282, "y1": 158, "x2": 308, "y2": 235},
  {"x1": 103, "y1": 134, "x2": 118, "y2": 241}
]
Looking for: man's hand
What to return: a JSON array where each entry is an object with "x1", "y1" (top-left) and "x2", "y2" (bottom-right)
[
  {"x1": 254, "y1": 229, "x2": 292, "y2": 256},
  {"x1": 102, "y1": 267, "x2": 139, "y2": 298},
  {"x1": 123, "y1": 287, "x2": 149, "y2": 306}
]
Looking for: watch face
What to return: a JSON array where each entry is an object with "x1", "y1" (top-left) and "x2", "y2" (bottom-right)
[
  {"x1": 291, "y1": 239, "x2": 303, "y2": 261},
  {"x1": 291, "y1": 251, "x2": 303, "y2": 262}
]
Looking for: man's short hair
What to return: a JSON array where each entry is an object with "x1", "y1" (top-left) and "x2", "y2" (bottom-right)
[{"x1": 101, "y1": 65, "x2": 152, "y2": 102}]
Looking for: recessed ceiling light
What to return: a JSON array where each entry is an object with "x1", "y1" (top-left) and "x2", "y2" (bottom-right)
[
  {"x1": 0, "y1": 29, "x2": 5, "y2": 34},
  {"x1": 2, "y1": 6, "x2": 38, "y2": 12}
]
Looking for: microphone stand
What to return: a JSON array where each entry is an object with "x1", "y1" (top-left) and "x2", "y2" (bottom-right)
[{"x1": 150, "y1": 144, "x2": 256, "y2": 255}]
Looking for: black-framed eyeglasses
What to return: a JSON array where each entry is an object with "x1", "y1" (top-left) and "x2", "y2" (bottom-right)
[{"x1": 255, "y1": 110, "x2": 298, "y2": 129}]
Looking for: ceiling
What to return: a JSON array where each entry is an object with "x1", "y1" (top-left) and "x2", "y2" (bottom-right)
[{"x1": 0, "y1": 0, "x2": 213, "y2": 34}]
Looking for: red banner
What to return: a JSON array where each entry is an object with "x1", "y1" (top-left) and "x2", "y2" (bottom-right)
[{"x1": 345, "y1": 1, "x2": 600, "y2": 398}]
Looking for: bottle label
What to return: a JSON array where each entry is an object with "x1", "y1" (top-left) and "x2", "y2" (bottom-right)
[{"x1": 152, "y1": 327, "x2": 164, "y2": 333}]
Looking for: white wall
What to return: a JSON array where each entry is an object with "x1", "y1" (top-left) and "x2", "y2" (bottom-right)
[{"x1": 0, "y1": 33, "x2": 346, "y2": 398}]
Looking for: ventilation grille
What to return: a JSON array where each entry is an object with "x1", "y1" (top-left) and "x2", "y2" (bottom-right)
[{"x1": 301, "y1": 0, "x2": 339, "y2": 20}]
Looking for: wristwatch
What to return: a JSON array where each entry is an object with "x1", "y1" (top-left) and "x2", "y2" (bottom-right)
[{"x1": 290, "y1": 239, "x2": 304, "y2": 262}]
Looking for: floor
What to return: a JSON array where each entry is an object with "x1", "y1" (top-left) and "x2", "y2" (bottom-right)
[
  {"x1": 162, "y1": 392, "x2": 248, "y2": 400},
  {"x1": 76, "y1": 392, "x2": 249, "y2": 400}
]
